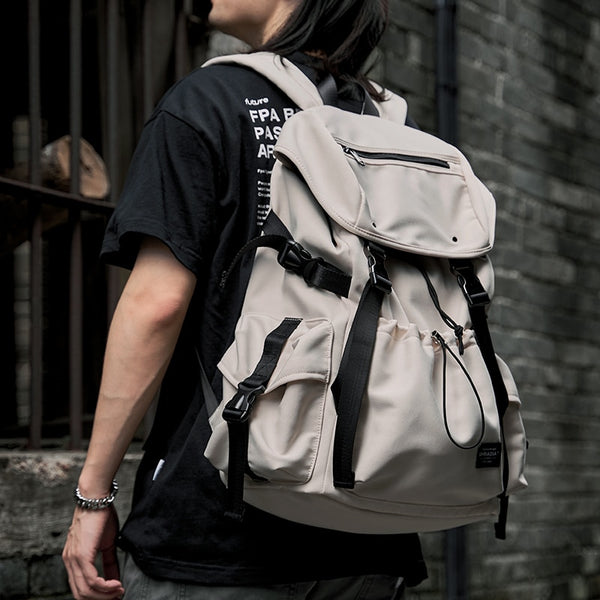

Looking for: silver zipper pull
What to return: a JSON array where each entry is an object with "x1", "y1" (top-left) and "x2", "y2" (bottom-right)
[{"x1": 343, "y1": 146, "x2": 366, "y2": 166}]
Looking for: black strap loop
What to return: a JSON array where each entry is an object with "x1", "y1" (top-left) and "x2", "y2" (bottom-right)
[
  {"x1": 221, "y1": 213, "x2": 351, "y2": 298},
  {"x1": 224, "y1": 318, "x2": 302, "y2": 521},
  {"x1": 277, "y1": 240, "x2": 351, "y2": 296},
  {"x1": 366, "y1": 242, "x2": 393, "y2": 294},
  {"x1": 450, "y1": 259, "x2": 491, "y2": 307},
  {"x1": 316, "y1": 72, "x2": 379, "y2": 117},
  {"x1": 317, "y1": 74, "x2": 339, "y2": 106},
  {"x1": 449, "y1": 259, "x2": 510, "y2": 539},
  {"x1": 331, "y1": 243, "x2": 390, "y2": 489}
]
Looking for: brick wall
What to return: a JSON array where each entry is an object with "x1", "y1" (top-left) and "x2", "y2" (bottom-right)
[
  {"x1": 382, "y1": 1, "x2": 600, "y2": 598},
  {"x1": 0, "y1": 453, "x2": 140, "y2": 600}
]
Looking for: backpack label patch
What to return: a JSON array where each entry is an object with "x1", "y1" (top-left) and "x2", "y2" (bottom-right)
[{"x1": 476, "y1": 443, "x2": 502, "y2": 468}]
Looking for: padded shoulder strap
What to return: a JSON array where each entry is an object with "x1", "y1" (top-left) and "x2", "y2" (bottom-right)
[
  {"x1": 203, "y1": 52, "x2": 408, "y2": 124},
  {"x1": 203, "y1": 52, "x2": 324, "y2": 110}
]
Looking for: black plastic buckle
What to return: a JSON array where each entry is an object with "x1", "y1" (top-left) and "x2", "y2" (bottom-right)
[
  {"x1": 277, "y1": 240, "x2": 312, "y2": 273},
  {"x1": 366, "y1": 243, "x2": 392, "y2": 294},
  {"x1": 301, "y1": 256, "x2": 327, "y2": 287},
  {"x1": 450, "y1": 260, "x2": 490, "y2": 307},
  {"x1": 222, "y1": 383, "x2": 265, "y2": 423}
]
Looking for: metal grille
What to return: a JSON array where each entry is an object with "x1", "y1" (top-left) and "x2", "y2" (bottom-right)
[{"x1": 0, "y1": 0, "x2": 209, "y2": 449}]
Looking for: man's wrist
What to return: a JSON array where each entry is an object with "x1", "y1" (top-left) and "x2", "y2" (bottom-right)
[{"x1": 73, "y1": 480, "x2": 119, "y2": 510}]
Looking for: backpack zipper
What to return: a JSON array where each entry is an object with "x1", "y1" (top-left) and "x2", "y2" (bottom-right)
[{"x1": 341, "y1": 145, "x2": 451, "y2": 169}]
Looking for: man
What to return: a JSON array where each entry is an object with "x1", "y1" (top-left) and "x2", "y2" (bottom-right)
[{"x1": 63, "y1": 2, "x2": 428, "y2": 598}]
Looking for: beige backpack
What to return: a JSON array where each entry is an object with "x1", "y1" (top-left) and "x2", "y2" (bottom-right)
[{"x1": 202, "y1": 53, "x2": 527, "y2": 538}]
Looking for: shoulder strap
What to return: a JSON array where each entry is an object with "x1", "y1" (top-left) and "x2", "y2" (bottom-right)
[
  {"x1": 203, "y1": 52, "x2": 408, "y2": 124},
  {"x1": 195, "y1": 348, "x2": 219, "y2": 417},
  {"x1": 204, "y1": 52, "x2": 325, "y2": 110}
]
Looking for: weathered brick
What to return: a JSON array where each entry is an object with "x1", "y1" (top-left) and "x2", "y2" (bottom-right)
[
  {"x1": 575, "y1": 265, "x2": 600, "y2": 293},
  {"x1": 513, "y1": 196, "x2": 563, "y2": 228},
  {"x1": 388, "y1": 1, "x2": 434, "y2": 35},
  {"x1": 524, "y1": 0, "x2": 592, "y2": 35},
  {"x1": 463, "y1": 152, "x2": 510, "y2": 185},
  {"x1": 0, "y1": 452, "x2": 141, "y2": 558},
  {"x1": 458, "y1": 58, "x2": 501, "y2": 95},
  {"x1": 524, "y1": 413, "x2": 600, "y2": 444},
  {"x1": 380, "y1": 24, "x2": 409, "y2": 57},
  {"x1": 29, "y1": 555, "x2": 69, "y2": 596},
  {"x1": 0, "y1": 558, "x2": 27, "y2": 599},
  {"x1": 460, "y1": 2, "x2": 514, "y2": 46},
  {"x1": 505, "y1": 1, "x2": 548, "y2": 39},
  {"x1": 501, "y1": 80, "x2": 543, "y2": 120},
  {"x1": 507, "y1": 54, "x2": 557, "y2": 96},
  {"x1": 385, "y1": 53, "x2": 433, "y2": 96},
  {"x1": 581, "y1": 0, "x2": 600, "y2": 18},
  {"x1": 468, "y1": 522, "x2": 600, "y2": 564},
  {"x1": 492, "y1": 245, "x2": 577, "y2": 285},
  {"x1": 459, "y1": 96, "x2": 506, "y2": 140},
  {"x1": 567, "y1": 211, "x2": 600, "y2": 241},
  {"x1": 515, "y1": 494, "x2": 600, "y2": 524},
  {"x1": 524, "y1": 466, "x2": 600, "y2": 495},
  {"x1": 467, "y1": 0, "x2": 505, "y2": 15},
  {"x1": 459, "y1": 29, "x2": 508, "y2": 71}
]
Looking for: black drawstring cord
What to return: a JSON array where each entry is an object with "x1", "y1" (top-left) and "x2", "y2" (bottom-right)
[
  {"x1": 432, "y1": 330, "x2": 485, "y2": 450},
  {"x1": 419, "y1": 266, "x2": 465, "y2": 354}
]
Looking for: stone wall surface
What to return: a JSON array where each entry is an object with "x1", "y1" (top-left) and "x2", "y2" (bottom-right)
[
  {"x1": 384, "y1": 1, "x2": 600, "y2": 599},
  {"x1": 2, "y1": 1, "x2": 599, "y2": 599},
  {"x1": 0, "y1": 453, "x2": 140, "y2": 600}
]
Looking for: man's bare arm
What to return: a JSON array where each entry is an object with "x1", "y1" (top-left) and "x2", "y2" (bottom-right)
[{"x1": 63, "y1": 237, "x2": 196, "y2": 600}]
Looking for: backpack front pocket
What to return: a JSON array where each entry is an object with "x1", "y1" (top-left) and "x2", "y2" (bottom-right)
[
  {"x1": 349, "y1": 324, "x2": 505, "y2": 507},
  {"x1": 205, "y1": 314, "x2": 333, "y2": 484}
]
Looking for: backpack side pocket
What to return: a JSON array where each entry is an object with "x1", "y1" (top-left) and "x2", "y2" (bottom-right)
[{"x1": 205, "y1": 314, "x2": 333, "y2": 485}]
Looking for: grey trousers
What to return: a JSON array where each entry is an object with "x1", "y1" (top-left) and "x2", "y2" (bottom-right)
[{"x1": 121, "y1": 554, "x2": 405, "y2": 600}]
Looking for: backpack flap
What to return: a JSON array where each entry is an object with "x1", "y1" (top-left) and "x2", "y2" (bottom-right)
[{"x1": 273, "y1": 106, "x2": 495, "y2": 259}]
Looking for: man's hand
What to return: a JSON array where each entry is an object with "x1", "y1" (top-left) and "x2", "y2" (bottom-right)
[{"x1": 62, "y1": 506, "x2": 124, "y2": 600}]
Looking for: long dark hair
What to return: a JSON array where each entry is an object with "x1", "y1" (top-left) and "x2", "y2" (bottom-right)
[{"x1": 259, "y1": 0, "x2": 389, "y2": 100}]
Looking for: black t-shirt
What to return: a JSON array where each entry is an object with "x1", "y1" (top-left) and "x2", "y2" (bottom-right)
[{"x1": 102, "y1": 56, "x2": 428, "y2": 587}]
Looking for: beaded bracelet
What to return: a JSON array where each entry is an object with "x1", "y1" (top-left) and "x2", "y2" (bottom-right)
[{"x1": 73, "y1": 480, "x2": 119, "y2": 510}]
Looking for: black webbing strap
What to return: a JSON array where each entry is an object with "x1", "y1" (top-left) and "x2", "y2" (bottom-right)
[
  {"x1": 362, "y1": 91, "x2": 379, "y2": 117},
  {"x1": 263, "y1": 212, "x2": 350, "y2": 296},
  {"x1": 331, "y1": 243, "x2": 391, "y2": 488},
  {"x1": 317, "y1": 74, "x2": 339, "y2": 107},
  {"x1": 449, "y1": 259, "x2": 511, "y2": 539},
  {"x1": 220, "y1": 214, "x2": 351, "y2": 297},
  {"x1": 316, "y1": 72, "x2": 379, "y2": 117},
  {"x1": 262, "y1": 210, "x2": 291, "y2": 237},
  {"x1": 222, "y1": 317, "x2": 302, "y2": 521},
  {"x1": 275, "y1": 237, "x2": 351, "y2": 297}
]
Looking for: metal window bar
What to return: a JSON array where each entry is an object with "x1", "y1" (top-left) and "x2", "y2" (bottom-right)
[
  {"x1": 69, "y1": 0, "x2": 83, "y2": 450},
  {"x1": 175, "y1": 0, "x2": 192, "y2": 81},
  {"x1": 12, "y1": 0, "x2": 204, "y2": 449},
  {"x1": 28, "y1": 0, "x2": 43, "y2": 450},
  {"x1": 19, "y1": 0, "x2": 118, "y2": 449},
  {"x1": 105, "y1": 0, "x2": 122, "y2": 317},
  {"x1": 142, "y1": 1, "x2": 154, "y2": 123},
  {"x1": 106, "y1": 0, "x2": 119, "y2": 205}
]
